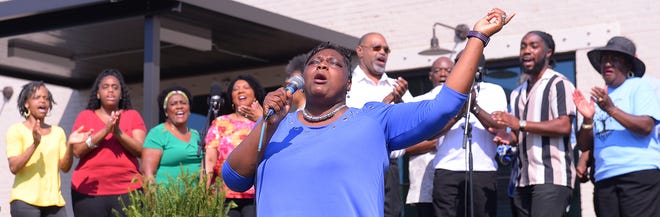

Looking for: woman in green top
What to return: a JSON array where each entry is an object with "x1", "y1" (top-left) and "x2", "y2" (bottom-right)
[{"x1": 142, "y1": 86, "x2": 202, "y2": 184}]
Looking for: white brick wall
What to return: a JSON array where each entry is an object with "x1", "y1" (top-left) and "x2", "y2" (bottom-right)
[{"x1": 236, "y1": 0, "x2": 660, "y2": 80}]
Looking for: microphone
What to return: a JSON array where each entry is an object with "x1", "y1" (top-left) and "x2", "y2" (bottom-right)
[
  {"x1": 209, "y1": 82, "x2": 223, "y2": 116},
  {"x1": 265, "y1": 75, "x2": 304, "y2": 119}
]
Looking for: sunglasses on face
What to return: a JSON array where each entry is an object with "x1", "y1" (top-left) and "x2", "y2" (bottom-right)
[
  {"x1": 600, "y1": 54, "x2": 626, "y2": 64},
  {"x1": 361, "y1": 45, "x2": 391, "y2": 54}
]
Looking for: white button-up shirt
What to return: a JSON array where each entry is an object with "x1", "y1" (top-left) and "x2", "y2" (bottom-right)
[{"x1": 346, "y1": 66, "x2": 413, "y2": 158}]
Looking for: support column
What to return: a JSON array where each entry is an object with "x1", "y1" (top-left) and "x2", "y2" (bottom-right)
[{"x1": 143, "y1": 15, "x2": 160, "y2": 128}]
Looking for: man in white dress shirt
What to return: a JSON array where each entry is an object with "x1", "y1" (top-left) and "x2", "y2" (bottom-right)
[
  {"x1": 404, "y1": 56, "x2": 454, "y2": 217},
  {"x1": 346, "y1": 32, "x2": 412, "y2": 217},
  {"x1": 431, "y1": 52, "x2": 508, "y2": 217}
]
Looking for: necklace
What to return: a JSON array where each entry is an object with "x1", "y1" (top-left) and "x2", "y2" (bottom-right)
[
  {"x1": 167, "y1": 122, "x2": 188, "y2": 135},
  {"x1": 302, "y1": 104, "x2": 346, "y2": 122}
]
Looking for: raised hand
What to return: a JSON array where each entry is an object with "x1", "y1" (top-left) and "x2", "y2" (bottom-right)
[
  {"x1": 572, "y1": 90, "x2": 595, "y2": 119},
  {"x1": 383, "y1": 77, "x2": 409, "y2": 104},
  {"x1": 473, "y1": 8, "x2": 514, "y2": 37},
  {"x1": 69, "y1": 126, "x2": 92, "y2": 145},
  {"x1": 262, "y1": 87, "x2": 291, "y2": 125},
  {"x1": 238, "y1": 101, "x2": 264, "y2": 121},
  {"x1": 32, "y1": 119, "x2": 42, "y2": 147},
  {"x1": 590, "y1": 86, "x2": 615, "y2": 113},
  {"x1": 108, "y1": 110, "x2": 123, "y2": 136}
]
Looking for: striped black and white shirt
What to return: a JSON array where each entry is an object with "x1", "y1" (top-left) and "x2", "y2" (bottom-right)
[{"x1": 510, "y1": 69, "x2": 576, "y2": 188}]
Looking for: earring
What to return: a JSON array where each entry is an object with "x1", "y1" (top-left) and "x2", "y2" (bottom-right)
[
  {"x1": 23, "y1": 110, "x2": 30, "y2": 118},
  {"x1": 231, "y1": 103, "x2": 235, "y2": 110},
  {"x1": 627, "y1": 71, "x2": 635, "y2": 78}
]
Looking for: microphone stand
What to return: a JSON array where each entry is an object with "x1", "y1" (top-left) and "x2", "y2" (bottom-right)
[
  {"x1": 199, "y1": 105, "x2": 219, "y2": 184},
  {"x1": 461, "y1": 80, "x2": 476, "y2": 217}
]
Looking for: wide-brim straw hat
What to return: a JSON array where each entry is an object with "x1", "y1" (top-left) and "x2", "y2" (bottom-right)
[{"x1": 587, "y1": 36, "x2": 645, "y2": 77}]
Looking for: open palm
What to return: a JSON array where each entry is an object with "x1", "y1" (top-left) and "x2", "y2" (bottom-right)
[{"x1": 572, "y1": 90, "x2": 595, "y2": 119}]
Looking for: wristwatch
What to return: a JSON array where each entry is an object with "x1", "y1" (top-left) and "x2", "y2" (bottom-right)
[
  {"x1": 519, "y1": 120, "x2": 527, "y2": 131},
  {"x1": 86, "y1": 135, "x2": 97, "y2": 149}
]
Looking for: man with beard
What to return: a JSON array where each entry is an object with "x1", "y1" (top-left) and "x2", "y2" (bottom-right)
[
  {"x1": 346, "y1": 32, "x2": 412, "y2": 217},
  {"x1": 491, "y1": 31, "x2": 576, "y2": 217}
]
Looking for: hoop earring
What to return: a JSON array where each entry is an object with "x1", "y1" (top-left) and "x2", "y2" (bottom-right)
[
  {"x1": 23, "y1": 110, "x2": 30, "y2": 118},
  {"x1": 627, "y1": 71, "x2": 635, "y2": 78}
]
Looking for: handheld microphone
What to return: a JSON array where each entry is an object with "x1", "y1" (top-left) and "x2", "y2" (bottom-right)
[
  {"x1": 265, "y1": 75, "x2": 304, "y2": 119},
  {"x1": 209, "y1": 82, "x2": 224, "y2": 116}
]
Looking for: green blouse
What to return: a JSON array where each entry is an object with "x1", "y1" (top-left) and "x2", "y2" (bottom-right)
[{"x1": 143, "y1": 123, "x2": 202, "y2": 184}]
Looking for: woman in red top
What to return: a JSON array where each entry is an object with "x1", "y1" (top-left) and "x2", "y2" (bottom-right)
[{"x1": 69, "y1": 69, "x2": 147, "y2": 217}]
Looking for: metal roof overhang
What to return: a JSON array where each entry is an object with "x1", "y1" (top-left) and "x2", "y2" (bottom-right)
[
  {"x1": 0, "y1": 0, "x2": 358, "y2": 126},
  {"x1": 0, "y1": 0, "x2": 357, "y2": 88}
]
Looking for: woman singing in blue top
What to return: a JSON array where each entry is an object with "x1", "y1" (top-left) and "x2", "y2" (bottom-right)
[{"x1": 222, "y1": 8, "x2": 513, "y2": 217}]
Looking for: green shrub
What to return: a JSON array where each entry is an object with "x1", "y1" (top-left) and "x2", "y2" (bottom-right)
[{"x1": 115, "y1": 168, "x2": 235, "y2": 217}]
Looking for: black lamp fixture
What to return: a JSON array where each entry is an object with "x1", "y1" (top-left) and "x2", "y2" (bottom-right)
[
  {"x1": 419, "y1": 22, "x2": 470, "y2": 55},
  {"x1": 3, "y1": 86, "x2": 13, "y2": 101}
]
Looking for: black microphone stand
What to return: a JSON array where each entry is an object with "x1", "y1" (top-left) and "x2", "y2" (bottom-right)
[
  {"x1": 462, "y1": 80, "x2": 476, "y2": 217},
  {"x1": 199, "y1": 103, "x2": 219, "y2": 183}
]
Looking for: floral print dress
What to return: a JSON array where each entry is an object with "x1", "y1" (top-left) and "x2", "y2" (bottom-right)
[{"x1": 205, "y1": 114, "x2": 256, "y2": 198}]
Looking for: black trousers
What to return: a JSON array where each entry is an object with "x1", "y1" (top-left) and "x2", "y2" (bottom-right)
[
  {"x1": 432, "y1": 169, "x2": 497, "y2": 217},
  {"x1": 227, "y1": 198, "x2": 256, "y2": 217},
  {"x1": 594, "y1": 169, "x2": 660, "y2": 217},
  {"x1": 71, "y1": 189, "x2": 131, "y2": 217},
  {"x1": 512, "y1": 184, "x2": 572, "y2": 217},
  {"x1": 384, "y1": 159, "x2": 403, "y2": 217},
  {"x1": 409, "y1": 202, "x2": 434, "y2": 217},
  {"x1": 10, "y1": 200, "x2": 66, "y2": 217}
]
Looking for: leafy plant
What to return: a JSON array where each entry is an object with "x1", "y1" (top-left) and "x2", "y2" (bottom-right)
[{"x1": 115, "y1": 168, "x2": 234, "y2": 217}]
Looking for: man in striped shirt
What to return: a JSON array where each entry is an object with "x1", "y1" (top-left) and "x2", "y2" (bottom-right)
[{"x1": 492, "y1": 31, "x2": 576, "y2": 217}]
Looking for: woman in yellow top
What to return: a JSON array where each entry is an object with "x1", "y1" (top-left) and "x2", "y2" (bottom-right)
[{"x1": 5, "y1": 81, "x2": 89, "y2": 217}]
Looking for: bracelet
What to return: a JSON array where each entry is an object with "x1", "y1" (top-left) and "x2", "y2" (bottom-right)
[
  {"x1": 581, "y1": 123, "x2": 593, "y2": 130},
  {"x1": 86, "y1": 135, "x2": 97, "y2": 149},
  {"x1": 467, "y1": 30, "x2": 490, "y2": 47},
  {"x1": 471, "y1": 105, "x2": 480, "y2": 115}
]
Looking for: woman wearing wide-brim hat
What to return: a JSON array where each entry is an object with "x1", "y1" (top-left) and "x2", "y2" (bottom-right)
[{"x1": 573, "y1": 36, "x2": 660, "y2": 217}]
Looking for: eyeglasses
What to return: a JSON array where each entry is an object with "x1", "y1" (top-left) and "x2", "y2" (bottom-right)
[
  {"x1": 307, "y1": 56, "x2": 345, "y2": 69},
  {"x1": 360, "y1": 45, "x2": 391, "y2": 54}
]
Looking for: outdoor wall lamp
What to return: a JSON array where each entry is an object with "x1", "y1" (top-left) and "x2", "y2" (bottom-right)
[{"x1": 418, "y1": 22, "x2": 469, "y2": 55}]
